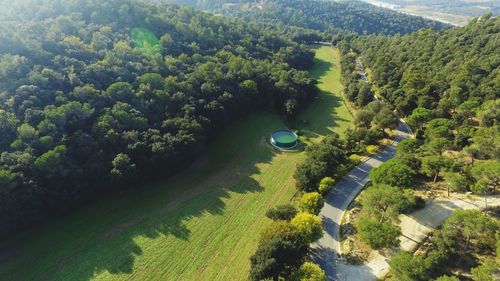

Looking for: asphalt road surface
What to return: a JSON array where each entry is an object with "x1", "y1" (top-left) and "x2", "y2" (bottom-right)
[{"x1": 310, "y1": 120, "x2": 412, "y2": 280}]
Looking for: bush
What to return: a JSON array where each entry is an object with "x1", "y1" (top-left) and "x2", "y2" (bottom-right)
[
  {"x1": 348, "y1": 154, "x2": 362, "y2": 164},
  {"x1": 294, "y1": 159, "x2": 328, "y2": 192},
  {"x1": 294, "y1": 134, "x2": 347, "y2": 191},
  {"x1": 299, "y1": 192, "x2": 324, "y2": 215},
  {"x1": 403, "y1": 196, "x2": 426, "y2": 213},
  {"x1": 291, "y1": 262, "x2": 326, "y2": 281},
  {"x1": 471, "y1": 259, "x2": 499, "y2": 281},
  {"x1": 250, "y1": 221, "x2": 309, "y2": 280},
  {"x1": 291, "y1": 212, "x2": 323, "y2": 244},
  {"x1": 266, "y1": 204, "x2": 298, "y2": 221},
  {"x1": 357, "y1": 217, "x2": 401, "y2": 249},
  {"x1": 390, "y1": 251, "x2": 428, "y2": 281},
  {"x1": 423, "y1": 248, "x2": 448, "y2": 274},
  {"x1": 318, "y1": 177, "x2": 335, "y2": 196},
  {"x1": 366, "y1": 145, "x2": 379, "y2": 154},
  {"x1": 434, "y1": 276, "x2": 459, "y2": 281},
  {"x1": 365, "y1": 128, "x2": 385, "y2": 144}
]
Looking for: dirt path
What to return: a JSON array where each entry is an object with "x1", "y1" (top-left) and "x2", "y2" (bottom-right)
[{"x1": 336, "y1": 194, "x2": 500, "y2": 281}]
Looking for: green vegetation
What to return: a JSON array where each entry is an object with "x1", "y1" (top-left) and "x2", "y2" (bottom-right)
[
  {"x1": 359, "y1": 184, "x2": 413, "y2": 222},
  {"x1": 130, "y1": 27, "x2": 161, "y2": 57},
  {"x1": 294, "y1": 134, "x2": 348, "y2": 191},
  {"x1": 291, "y1": 212, "x2": 323, "y2": 244},
  {"x1": 0, "y1": 45, "x2": 350, "y2": 280},
  {"x1": 291, "y1": 262, "x2": 327, "y2": 281},
  {"x1": 299, "y1": 46, "x2": 353, "y2": 139},
  {"x1": 249, "y1": 46, "x2": 355, "y2": 279},
  {"x1": 249, "y1": 220, "x2": 309, "y2": 280},
  {"x1": 390, "y1": 210, "x2": 499, "y2": 281},
  {"x1": 370, "y1": 159, "x2": 414, "y2": 188},
  {"x1": 266, "y1": 204, "x2": 298, "y2": 221},
  {"x1": 203, "y1": 0, "x2": 448, "y2": 36},
  {"x1": 0, "y1": 0, "x2": 320, "y2": 236},
  {"x1": 472, "y1": 259, "x2": 499, "y2": 281},
  {"x1": 318, "y1": 177, "x2": 335, "y2": 196},
  {"x1": 357, "y1": 218, "x2": 401, "y2": 249},
  {"x1": 299, "y1": 192, "x2": 324, "y2": 215},
  {"x1": 1, "y1": 0, "x2": 497, "y2": 279}
]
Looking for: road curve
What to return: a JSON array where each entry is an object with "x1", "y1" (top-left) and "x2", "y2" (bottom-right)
[{"x1": 310, "y1": 120, "x2": 413, "y2": 280}]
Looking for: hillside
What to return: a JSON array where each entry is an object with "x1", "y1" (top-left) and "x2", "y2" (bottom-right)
[
  {"x1": 0, "y1": 46, "x2": 352, "y2": 281},
  {"x1": 168, "y1": 0, "x2": 449, "y2": 36},
  {"x1": 0, "y1": 0, "x2": 319, "y2": 236},
  {"x1": 353, "y1": 14, "x2": 499, "y2": 119},
  {"x1": 360, "y1": 0, "x2": 500, "y2": 26},
  {"x1": 333, "y1": 15, "x2": 499, "y2": 280}
]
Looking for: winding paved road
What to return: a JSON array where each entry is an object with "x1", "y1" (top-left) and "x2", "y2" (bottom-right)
[{"x1": 310, "y1": 120, "x2": 413, "y2": 280}]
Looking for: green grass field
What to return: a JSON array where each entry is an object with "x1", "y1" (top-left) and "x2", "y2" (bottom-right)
[
  {"x1": 0, "y1": 46, "x2": 352, "y2": 281},
  {"x1": 295, "y1": 46, "x2": 353, "y2": 141}
]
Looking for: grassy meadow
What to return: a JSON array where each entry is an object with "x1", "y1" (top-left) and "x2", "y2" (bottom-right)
[
  {"x1": 295, "y1": 45, "x2": 353, "y2": 141},
  {"x1": 0, "y1": 46, "x2": 352, "y2": 281}
]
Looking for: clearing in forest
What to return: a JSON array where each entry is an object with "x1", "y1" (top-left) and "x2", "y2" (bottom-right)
[{"x1": 0, "y1": 46, "x2": 352, "y2": 281}]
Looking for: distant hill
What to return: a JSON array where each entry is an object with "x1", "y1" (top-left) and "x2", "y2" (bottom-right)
[
  {"x1": 358, "y1": 0, "x2": 500, "y2": 26},
  {"x1": 166, "y1": 0, "x2": 450, "y2": 35}
]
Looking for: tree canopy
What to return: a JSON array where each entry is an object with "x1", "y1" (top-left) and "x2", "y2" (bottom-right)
[{"x1": 0, "y1": 0, "x2": 319, "y2": 236}]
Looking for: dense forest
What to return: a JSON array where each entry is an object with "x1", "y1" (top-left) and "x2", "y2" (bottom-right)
[
  {"x1": 352, "y1": 14, "x2": 499, "y2": 155},
  {"x1": 336, "y1": 15, "x2": 499, "y2": 279},
  {"x1": 187, "y1": 0, "x2": 450, "y2": 36},
  {"x1": 0, "y1": 0, "x2": 320, "y2": 236}
]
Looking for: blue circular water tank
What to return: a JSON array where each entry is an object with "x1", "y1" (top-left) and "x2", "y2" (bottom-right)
[{"x1": 270, "y1": 130, "x2": 298, "y2": 149}]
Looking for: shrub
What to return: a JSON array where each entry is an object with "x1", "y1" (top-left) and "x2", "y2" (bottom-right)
[
  {"x1": 434, "y1": 276, "x2": 459, "y2": 281},
  {"x1": 290, "y1": 262, "x2": 326, "y2": 281},
  {"x1": 294, "y1": 134, "x2": 347, "y2": 191},
  {"x1": 299, "y1": 192, "x2": 324, "y2": 215},
  {"x1": 318, "y1": 177, "x2": 335, "y2": 196},
  {"x1": 357, "y1": 217, "x2": 401, "y2": 249},
  {"x1": 291, "y1": 212, "x2": 323, "y2": 244},
  {"x1": 471, "y1": 259, "x2": 499, "y2": 281},
  {"x1": 403, "y1": 196, "x2": 426, "y2": 213},
  {"x1": 366, "y1": 145, "x2": 379, "y2": 154},
  {"x1": 249, "y1": 221, "x2": 309, "y2": 280},
  {"x1": 390, "y1": 251, "x2": 428, "y2": 281},
  {"x1": 348, "y1": 154, "x2": 362, "y2": 164},
  {"x1": 266, "y1": 204, "x2": 298, "y2": 221}
]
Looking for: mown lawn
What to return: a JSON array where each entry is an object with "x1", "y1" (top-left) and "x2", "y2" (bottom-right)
[
  {"x1": 0, "y1": 46, "x2": 352, "y2": 281},
  {"x1": 296, "y1": 45, "x2": 353, "y2": 141}
]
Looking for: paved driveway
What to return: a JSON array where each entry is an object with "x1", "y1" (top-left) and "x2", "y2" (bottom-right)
[{"x1": 311, "y1": 121, "x2": 412, "y2": 280}]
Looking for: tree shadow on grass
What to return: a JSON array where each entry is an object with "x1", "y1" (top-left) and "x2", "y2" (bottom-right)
[
  {"x1": 309, "y1": 57, "x2": 333, "y2": 79},
  {"x1": 297, "y1": 90, "x2": 351, "y2": 138},
  {"x1": 1, "y1": 113, "x2": 285, "y2": 281},
  {"x1": 296, "y1": 48, "x2": 352, "y2": 140}
]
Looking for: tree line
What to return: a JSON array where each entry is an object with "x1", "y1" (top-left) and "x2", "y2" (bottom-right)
[
  {"x1": 248, "y1": 100, "x2": 401, "y2": 279},
  {"x1": 349, "y1": 14, "x2": 499, "y2": 200},
  {"x1": 338, "y1": 14, "x2": 499, "y2": 280},
  {"x1": 0, "y1": 0, "x2": 320, "y2": 236},
  {"x1": 172, "y1": 0, "x2": 449, "y2": 36}
]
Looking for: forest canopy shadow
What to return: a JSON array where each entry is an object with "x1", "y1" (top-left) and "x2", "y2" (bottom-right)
[{"x1": 1, "y1": 113, "x2": 282, "y2": 281}]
